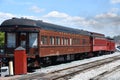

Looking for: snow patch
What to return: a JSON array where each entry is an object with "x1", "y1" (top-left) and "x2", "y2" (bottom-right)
[{"x1": 69, "y1": 59, "x2": 120, "y2": 80}]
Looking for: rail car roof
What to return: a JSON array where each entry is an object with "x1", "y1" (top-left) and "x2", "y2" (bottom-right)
[{"x1": 0, "y1": 18, "x2": 91, "y2": 36}]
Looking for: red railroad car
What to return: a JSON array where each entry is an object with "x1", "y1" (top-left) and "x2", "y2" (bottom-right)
[
  {"x1": 0, "y1": 18, "x2": 115, "y2": 67},
  {"x1": 93, "y1": 38, "x2": 108, "y2": 51},
  {"x1": 107, "y1": 38, "x2": 115, "y2": 52},
  {"x1": 0, "y1": 18, "x2": 91, "y2": 66},
  {"x1": 91, "y1": 32, "x2": 107, "y2": 52},
  {"x1": 39, "y1": 29, "x2": 91, "y2": 58},
  {"x1": 91, "y1": 32, "x2": 115, "y2": 55}
]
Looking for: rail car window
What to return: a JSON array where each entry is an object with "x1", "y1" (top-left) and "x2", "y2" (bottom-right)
[
  {"x1": 72, "y1": 38, "x2": 80, "y2": 45},
  {"x1": 72, "y1": 38, "x2": 75, "y2": 45},
  {"x1": 61, "y1": 37, "x2": 64, "y2": 45},
  {"x1": 77, "y1": 39, "x2": 80, "y2": 44},
  {"x1": 64, "y1": 38, "x2": 67, "y2": 45},
  {"x1": 61, "y1": 38, "x2": 69, "y2": 45},
  {"x1": 41, "y1": 36, "x2": 48, "y2": 45},
  {"x1": 50, "y1": 36, "x2": 55, "y2": 45},
  {"x1": 7, "y1": 33, "x2": 16, "y2": 47},
  {"x1": 29, "y1": 33, "x2": 38, "y2": 47},
  {"x1": 66, "y1": 38, "x2": 69, "y2": 45},
  {"x1": 20, "y1": 33, "x2": 26, "y2": 48},
  {"x1": 64, "y1": 38, "x2": 69, "y2": 45},
  {"x1": 82, "y1": 39, "x2": 86, "y2": 45},
  {"x1": 55, "y1": 37, "x2": 60, "y2": 45}
]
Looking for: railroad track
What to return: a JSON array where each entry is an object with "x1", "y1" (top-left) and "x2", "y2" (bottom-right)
[
  {"x1": 90, "y1": 64, "x2": 120, "y2": 80},
  {"x1": 14, "y1": 55, "x2": 120, "y2": 80}
]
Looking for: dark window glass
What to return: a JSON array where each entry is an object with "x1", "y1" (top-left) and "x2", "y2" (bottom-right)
[
  {"x1": 55, "y1": 37, "x2": 60, "y2": 45},
  {"x1": 41, "y1": 36, "x2": 48, "y2": 45},
  {"x1": 50, "y1": 36, "x2": 55, "y2": 45}
]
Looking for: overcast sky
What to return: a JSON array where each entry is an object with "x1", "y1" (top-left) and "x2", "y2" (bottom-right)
[{"x1": 0, "y1": 0, "x2": 120, "y2": 37}]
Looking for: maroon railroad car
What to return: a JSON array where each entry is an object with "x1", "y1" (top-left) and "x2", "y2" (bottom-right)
[
  {"x1": 90, "y1": 32, "x2": 115, "y2": 55},
  {"x1": 91, "y1": 32, "x2": 107, "y2": 52},
  {"x1": 0, "y1": 18, "x2": 92, "y2": 67},
  {"x1": 107, "y1": 38, "x2": 115, "y2": 52},
  {"x1": 0, "y1": 18, "x2": 115, "y2": 67}
]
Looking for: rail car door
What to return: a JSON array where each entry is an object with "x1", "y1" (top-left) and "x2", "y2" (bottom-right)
[
  {"x1": 20, "y1": 33, "x2": 27, "y2": 48},
  {"x1": 19, "y1": 33, "x2": 38, "y2": 46},
  {"x1": 28, "y1": 33, "x2": 39, "y2": 57},
  {"x1": 19, "y1": 32, "x2": 38, "y2": 55},
  {"x1": 29, "y1": 33, "x2": 38, "y2": 48},
  {"x1": 6, "y1": 32, "x2": 38, "y2": 56}
]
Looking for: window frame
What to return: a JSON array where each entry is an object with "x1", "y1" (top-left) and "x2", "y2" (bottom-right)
[
  {"x1": 41, "y1": 35, "x2": 48, "y2": 45},
  {"x1": 7, "y1": 33, "x2": 16, "y2": 48},
  {"x1": 50, "y1": 36, "x2": 55, "y2": 45}
]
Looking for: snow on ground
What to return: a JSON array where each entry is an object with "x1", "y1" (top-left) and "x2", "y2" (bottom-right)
[
  {"x1": 1, "y1": 52, "x2": 120, "y2": 80},
  {"x1": 101, "y1": 68, "x2": 120, "y2": 80},
  {"x1": 69, "y1": 58, "x2": 120, "y2": 80},
  {"x1": 35, "y1": 52, "x2": 120, "y2": 74},
  {"x1": 106, "y1": 73, "x2": 120, "y2": 80}
]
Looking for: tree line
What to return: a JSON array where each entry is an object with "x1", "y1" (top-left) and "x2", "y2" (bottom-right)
[{"x1": 0, "y1": 32, "x2": 4, "y2": 47}]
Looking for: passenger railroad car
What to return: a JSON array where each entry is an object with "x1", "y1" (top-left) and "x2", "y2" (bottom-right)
[{"x1": 0, "y1": 18, "x2": 115, "y2": 67}]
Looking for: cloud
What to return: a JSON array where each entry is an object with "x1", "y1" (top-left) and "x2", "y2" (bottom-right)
[
  {"x1": 44, "y1": 11, "x2": 69, "y2": 18},
  {"x1": 43, "y1": 11, "x2": 120, "y2": 37},
  {"x1": 43, "y1": 11, "x2": 90, "y2": 27},
  {"x1": 110, "y1": 0, "x2": 120, "y2": 4},
  {"x1": 0, "y1": 12, "x2": 15, "y2": 18},
  {"x1": 0, "y1": 12, "x2": 40, "y2": 24},
  {"x1": 95, "y1": 12, "x2": 120, "y2": 26},
  {"x1": 90, "y1": 12, "x2": 120, "y2": 36},
  {"x1": 0, "y1": 12, "x2": 16, "y2": 23},
  {"x1": 95, "y1": 12, "x2": 117, "y2": 19},
  {"x1": 1, "y1": 11, "x2": 120, "y2": 37},
  {"x1": 29, "y1": 6, "x2": 45, "y2": 13}
]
